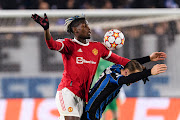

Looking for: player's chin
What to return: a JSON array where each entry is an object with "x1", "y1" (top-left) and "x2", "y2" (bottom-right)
[
  {"x1": 87, "y1": 32, "x2": 91, "y2": 39},
  {"x1": 85, "y1": 35, "x2": 90, "y2": 39}
]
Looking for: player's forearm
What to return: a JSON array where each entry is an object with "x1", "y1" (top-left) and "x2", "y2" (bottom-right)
[
  {"x1": 44, "y1": 29, "x2": 51, "y2": 40},
  {"x1": 44, "y1": 32, "x2": 63, "y2": 51},
  {"x1": 107, "y1": 53, "x2": 130, "y2": 66},
  {"x1": 118, "y1": 69, "x2": 151, "y2": 85},
  {"x1": 133, "y1": 56, "x2": 150, "y2": 64}
]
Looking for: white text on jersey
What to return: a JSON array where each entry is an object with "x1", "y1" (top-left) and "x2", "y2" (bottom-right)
[{"x1": 76, "y1": 57, "x2": 96, "y2": 64}]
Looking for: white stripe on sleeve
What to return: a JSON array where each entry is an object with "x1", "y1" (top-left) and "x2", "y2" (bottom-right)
[
  {"x1": 56, "y1": 39, "x2": 64, "y2": 52},
  {"x1": 104, "y1": 51, "x2": 112, "y2": 59}
]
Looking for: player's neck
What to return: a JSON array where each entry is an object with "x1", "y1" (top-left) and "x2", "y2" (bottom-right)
[{"x1": 75, "y1": 37, "x2": 86, "y2": 44}]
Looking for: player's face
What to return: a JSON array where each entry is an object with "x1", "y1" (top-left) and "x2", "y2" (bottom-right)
[{"x1": 76, "y1": 21, "x2": 91, "y2": 39}]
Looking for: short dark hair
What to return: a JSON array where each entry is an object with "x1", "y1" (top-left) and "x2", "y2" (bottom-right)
[
  {"x1": 124, "y1": 60, "x2": 143, "y2": 73},
  {"x1": 67, "y1": 18, "x2": 86, "y2": 34}
]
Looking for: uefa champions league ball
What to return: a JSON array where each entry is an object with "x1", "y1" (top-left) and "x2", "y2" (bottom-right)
[{"x1": 104, "y1": 29, "x2": 125, "y2": 50}]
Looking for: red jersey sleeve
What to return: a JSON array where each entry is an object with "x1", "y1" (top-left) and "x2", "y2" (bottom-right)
[
  {"x1": 99, "y1": 43, "x2": 111, "y2": 59},
  {"x1": 107, "y1": 52, "x2": 130, "y2": 66},
  {"x1": 99, "y1": 43, "x2": 130, "y2": 66},
  {"x1": 45, "y1": 37, "x2": 72, "y2": 54}
]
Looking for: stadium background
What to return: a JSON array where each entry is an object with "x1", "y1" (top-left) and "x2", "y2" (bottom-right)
[{"x1": 0, "y1": 0, "x2": 180, "y2": 120}]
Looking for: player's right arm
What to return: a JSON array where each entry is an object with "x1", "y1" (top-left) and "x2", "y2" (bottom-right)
[
  {"x1": 99, "y1": 43, "x2": 130, "y2": 66},
  {"x1": 31, "y1": 13, "x2": 71, "y2": 53},
  {"x1": 44, "y1": 28, "x2": 51, "y2": 40},
  {"x1": 117, "y1": 64, "x2": 167, "y2": 85}
]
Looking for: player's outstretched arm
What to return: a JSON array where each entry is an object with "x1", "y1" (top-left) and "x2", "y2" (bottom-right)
[
  {"x1": 118, "y1": 64, "x2": 167, "y2": 85},
  {"x1": 31, "y1": 13, "x2": 51, "y2": 40},
  {"x1": 133, "y1": 52, "x2": 167, "y2": 64}
]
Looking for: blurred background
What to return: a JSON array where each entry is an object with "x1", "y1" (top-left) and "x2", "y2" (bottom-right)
[{"x1": 0, "y1": 0, "x2": 180, "y2": 120}]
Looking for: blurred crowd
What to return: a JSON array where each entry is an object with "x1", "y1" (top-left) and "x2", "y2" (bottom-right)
[
  {"x1": 0, "y1": 0, "x2": 179, "y2": 69},
  {"x1": 90, "y1": 21, "x2": 177, "y2": 60},
  {"x1": 0, "y1": 0, "x2": 179, "y2": 9}
]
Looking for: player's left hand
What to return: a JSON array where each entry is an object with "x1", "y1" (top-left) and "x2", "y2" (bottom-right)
[{"x1": 150, "y1": 52, "x2": 167, "y2": 61}]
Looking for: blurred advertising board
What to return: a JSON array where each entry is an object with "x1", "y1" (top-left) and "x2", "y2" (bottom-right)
[{"x1": 0, "y1": 98, "x2": 179, "y2": 120}]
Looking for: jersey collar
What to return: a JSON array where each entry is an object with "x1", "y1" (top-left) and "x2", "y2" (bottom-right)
[{"x1": 73, "y1": 38, "x2": 89, "y2": 46}]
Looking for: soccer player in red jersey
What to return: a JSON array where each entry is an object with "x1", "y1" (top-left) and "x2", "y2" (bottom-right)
[{"x1": 31, "y1": 13, "x2": 130, "y2": 120}]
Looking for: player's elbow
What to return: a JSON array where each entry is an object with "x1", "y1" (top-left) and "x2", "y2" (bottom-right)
[
  {"x1": 48, "y1": 46, "x2": 55, "y2": 50},
  {"x1": 46, "y1": 42, "x2": 57, "y2": 50}
]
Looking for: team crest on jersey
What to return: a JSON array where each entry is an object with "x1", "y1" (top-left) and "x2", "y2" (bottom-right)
[
  {"x1": 92, "y1": 48, "x2": 98, "y2": 56},
  {"x1": 68, "y1": 107, "x2": 73, "y2": 112}
]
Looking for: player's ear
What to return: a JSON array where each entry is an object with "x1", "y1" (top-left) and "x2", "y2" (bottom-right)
[{"x1": 124, "y1": 69, "x2": 129, "y2": 76}]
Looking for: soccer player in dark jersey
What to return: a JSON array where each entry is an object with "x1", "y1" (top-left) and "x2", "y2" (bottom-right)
[
  {"x1": 81, "y1": 53, "x2": 167, "y2": 120},
  {"x1": 31, "y1": 14, "x2": 131, "y2": 120}
]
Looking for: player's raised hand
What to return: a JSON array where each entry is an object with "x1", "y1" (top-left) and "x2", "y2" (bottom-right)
[
  {"x1": 150, "y1": 52, "x2": 167, "y2": 61},
  {"x1": 151, "y1": 64, "x2": 167, "y2": 75},
  {"x1": 31, "y1": 13, "x2": 49, "y2": 30}
]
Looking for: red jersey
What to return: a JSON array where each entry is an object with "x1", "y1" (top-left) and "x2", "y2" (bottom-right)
[{"x1": 46, "y1": 37, "x2": 130, "y2": 102}]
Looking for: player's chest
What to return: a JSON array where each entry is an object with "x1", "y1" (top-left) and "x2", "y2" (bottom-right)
[
  {"x1": 72, "y1": 46, "x2": 100, "y2": 65},
  {"x1": 73, "y1": 46, "x2": 100, "y2": 58}
]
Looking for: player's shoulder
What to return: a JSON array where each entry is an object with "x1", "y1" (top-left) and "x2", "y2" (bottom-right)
[
  {"x1": 112, "y1": 64, "x2": 123, "y2": 67},
  {"x1": 56, "y1": 38, "x2": 75, "y2": 44},
  {"x1": 55, "y1": 38, "x2": 71, "y2": 42},
  {"x1": 88, "y1": 40, "x2": 100, "y2": 44},
  {"x1": 110, "y1": 64, "x2": 123, "y2": 73},
  {"x1": 64, "y1": 38, "x2": 73, "y2": 42},
  {"x1": 89, "y1": 40, "x2": 107, "y2": 47}
]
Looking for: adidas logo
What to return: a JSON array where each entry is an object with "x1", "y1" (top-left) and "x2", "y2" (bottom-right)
[{"x1": 77, "y1": 48, "x2": 83, "y2": 52}]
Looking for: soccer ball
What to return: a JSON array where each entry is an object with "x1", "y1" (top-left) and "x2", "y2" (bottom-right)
[{"x1": 104, "y1": 29, "x2": 125, "y2": 50}]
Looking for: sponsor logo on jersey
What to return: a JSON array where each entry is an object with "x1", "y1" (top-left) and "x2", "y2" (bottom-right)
[
  {"x1": 76, "y1": 57, "x2": 96, "y2": 64},
  {"x1": 68, "y1": 107, "x2": 73, "y2": 112},
  {"x1": 56, "y1": 39, "x2": 64, "y2": 42},
  {"x1": 92, "y1": 48, "x2": 98, "y2": 56},
  {"x1": 77, "y1": 48, "x2": 83, "y2": 52}
]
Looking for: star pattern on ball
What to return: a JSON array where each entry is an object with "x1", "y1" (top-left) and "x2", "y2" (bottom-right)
[
  {"x1": 104, "y1": 36, "x2": 109, "y2": 42},
  {"x1": 104, "y1": 29, "x2": 125, "y2": 50},
  {"x1": 121, "y1": 38, "x2": 125, "y2": 45},
  {"x1": 112, "y1": 32, "x2": 119, "y2": 39},
  {"x1": 111, "y1": 42, "x2": 118, "y2": 48}
]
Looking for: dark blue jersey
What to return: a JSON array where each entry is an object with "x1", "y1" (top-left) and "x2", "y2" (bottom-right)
[
  {"x1": 81, "y1": 63, "x2": 151, "y2": 120},
  {"x1": 84, "y1": 64, "x2": 124, "y2": 120}
]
